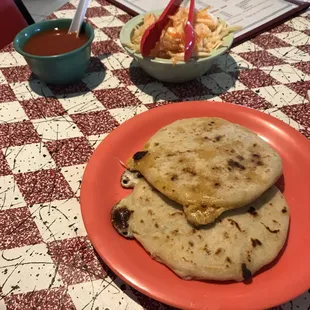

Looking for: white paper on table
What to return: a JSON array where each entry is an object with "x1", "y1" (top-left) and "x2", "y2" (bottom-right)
[{"x1": 116, "y1": 0, "x2": 300, "y2": 39}]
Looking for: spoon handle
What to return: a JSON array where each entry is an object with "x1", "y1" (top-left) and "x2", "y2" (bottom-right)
[{"x1": 68, "y1": 0, "x2": 91, "y2": 36}]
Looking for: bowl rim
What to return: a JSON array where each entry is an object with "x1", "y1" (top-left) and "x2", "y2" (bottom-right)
[
  {"x1": 119, "y1": 10, "x2": 234, "y2": 65},
  {"x1": 13, "y1": 18, "x2": 95, "y2": 60}
]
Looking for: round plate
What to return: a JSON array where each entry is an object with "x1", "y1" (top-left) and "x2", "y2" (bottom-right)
[{"x1": 81, "y1": 101, "x2": 310, "y2": 310}]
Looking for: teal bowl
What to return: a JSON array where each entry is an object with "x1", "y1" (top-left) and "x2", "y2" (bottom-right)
[
  {"x1": 14, "y1": 19, "x2": 94, "y2": 85},
  {"x1": 120, "y1": 10, "x2": 234, "y2": 83}
]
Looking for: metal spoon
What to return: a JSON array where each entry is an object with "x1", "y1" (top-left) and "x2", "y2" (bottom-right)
[{"x1": 68, "y1": 0, "x2": 91, "y2": 36}]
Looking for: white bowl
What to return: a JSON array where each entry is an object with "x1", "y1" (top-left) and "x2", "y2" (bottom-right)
[{"x1": 119, "y1": 10, "x2": 234, "y2": 83}]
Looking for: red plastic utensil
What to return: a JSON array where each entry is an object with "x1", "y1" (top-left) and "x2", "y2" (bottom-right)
[
  {"x1": 140, "y1": 0, "x2": 183, "y2": 57},
  {"x1": 184, "y1": 0, "x2": 195, "y2": 61}
]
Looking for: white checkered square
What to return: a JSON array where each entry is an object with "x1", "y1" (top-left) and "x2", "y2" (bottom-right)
[
  {"x1": 86, "y1": 133, "x2": 108, "y2": 149},
  {"x1": 61, "y1": 164, "x2": 86, "y2": 197},
  {"x1": 30, "y1": 198, "x2": 87, "y2": 242},
  {"x1": 58, "y1": 92, "x2": 105, "y2": 114},
  {"x1": 0, "y1": 175, "x2": 26, "y2": 210},
  {"x1": 103, "y1": 5, "x2": 126, "y2": 15},
  {"x1": 83, "y1": 70, "x2": 122, "y2": 90},
  {"x1": 32, "y1": 115, "x2": 83, "y2": 141},
  {"x1": 260, "y1": 64, "x2": 310, "y2": 83},
  {"x1": 128, "y1": 82, "x2": 178, "y2": 104},
  {"x1": 70, "y1": 0, "x2": 101, "y2": 7},
  {"x1": 255, "y1": 85, "x2": 308, "y2": 108},
  {"x1": 231, "y1": 41, "x2": 263, "y2": 53},
  {"x1": 101, "y1": 53, "x2": 137, "y2": 70},
  {"x1": 0, "y1": 52, "x2": 27, "y2": 68},
  {"x1": 0, "y1": 244, "x2": 63, "y2": 295},
  {"x1": 89, "y1": 16, "x2": 124, "y2": 28},
  {"x1": 286, "y1": 16, "x2": 310, "y2": 31},
  {"x1": 264, "y1": 108, "x2": 303, "y2": 131},
  {"x1": 68, "y1": 278, "x2": 141, "y2": 310},
  {"x1": 188, "y1": 95, "x2": 223, "y2": 102},
  {"x1": 274, "y1": 31, "x2": 310, "y2": 46},
  {"x1": 10, "y1": 80, "x2": 53, "y2": 101},
  {"x1": 268, "y1": 47, "x2": 310, "y2": 63},
  {"x1": 0, "y1": 101, "x2": 28, "y2": 123},
  {"x1": 93, "y1": 29, "x2": 110, "y2": 42},
  {"x1": 114, "y1": 38, "x2": 123, "y2": 48},
  {"x1": 215, "y1": 53, "x2": 254, "y2": 71},
  {"x1": 109, "y1": 105, "x2": 148, "y2": 123},
  {"x1": 201, "y1": 72, "x2": 247, "y2": 94},
  {"x1": 54, "y1": 9, "x2": 76, "y2": 19},
  {"x1": 4, "y1": 143, "x2": 56, "y2": 174},
  {"x1": 88, "y1": 0, "x2": 101, "y2": 7},
  {"x1": 0, "y1": 71, "x2": 7, "y2": 84}
]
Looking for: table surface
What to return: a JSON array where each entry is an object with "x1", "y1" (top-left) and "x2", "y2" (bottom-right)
[{"x1": 0, "y1": 1, "x2": 309, "y2": 309}]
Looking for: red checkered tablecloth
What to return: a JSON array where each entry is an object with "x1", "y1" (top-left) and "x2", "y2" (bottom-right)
[{"x1": 0, "y1": 1, "x2": 309, "y2": 309}]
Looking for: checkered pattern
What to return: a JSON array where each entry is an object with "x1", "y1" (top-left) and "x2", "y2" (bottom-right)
[{"x1": 0, "y1": 1, "x2": 309, "y2": 309}]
